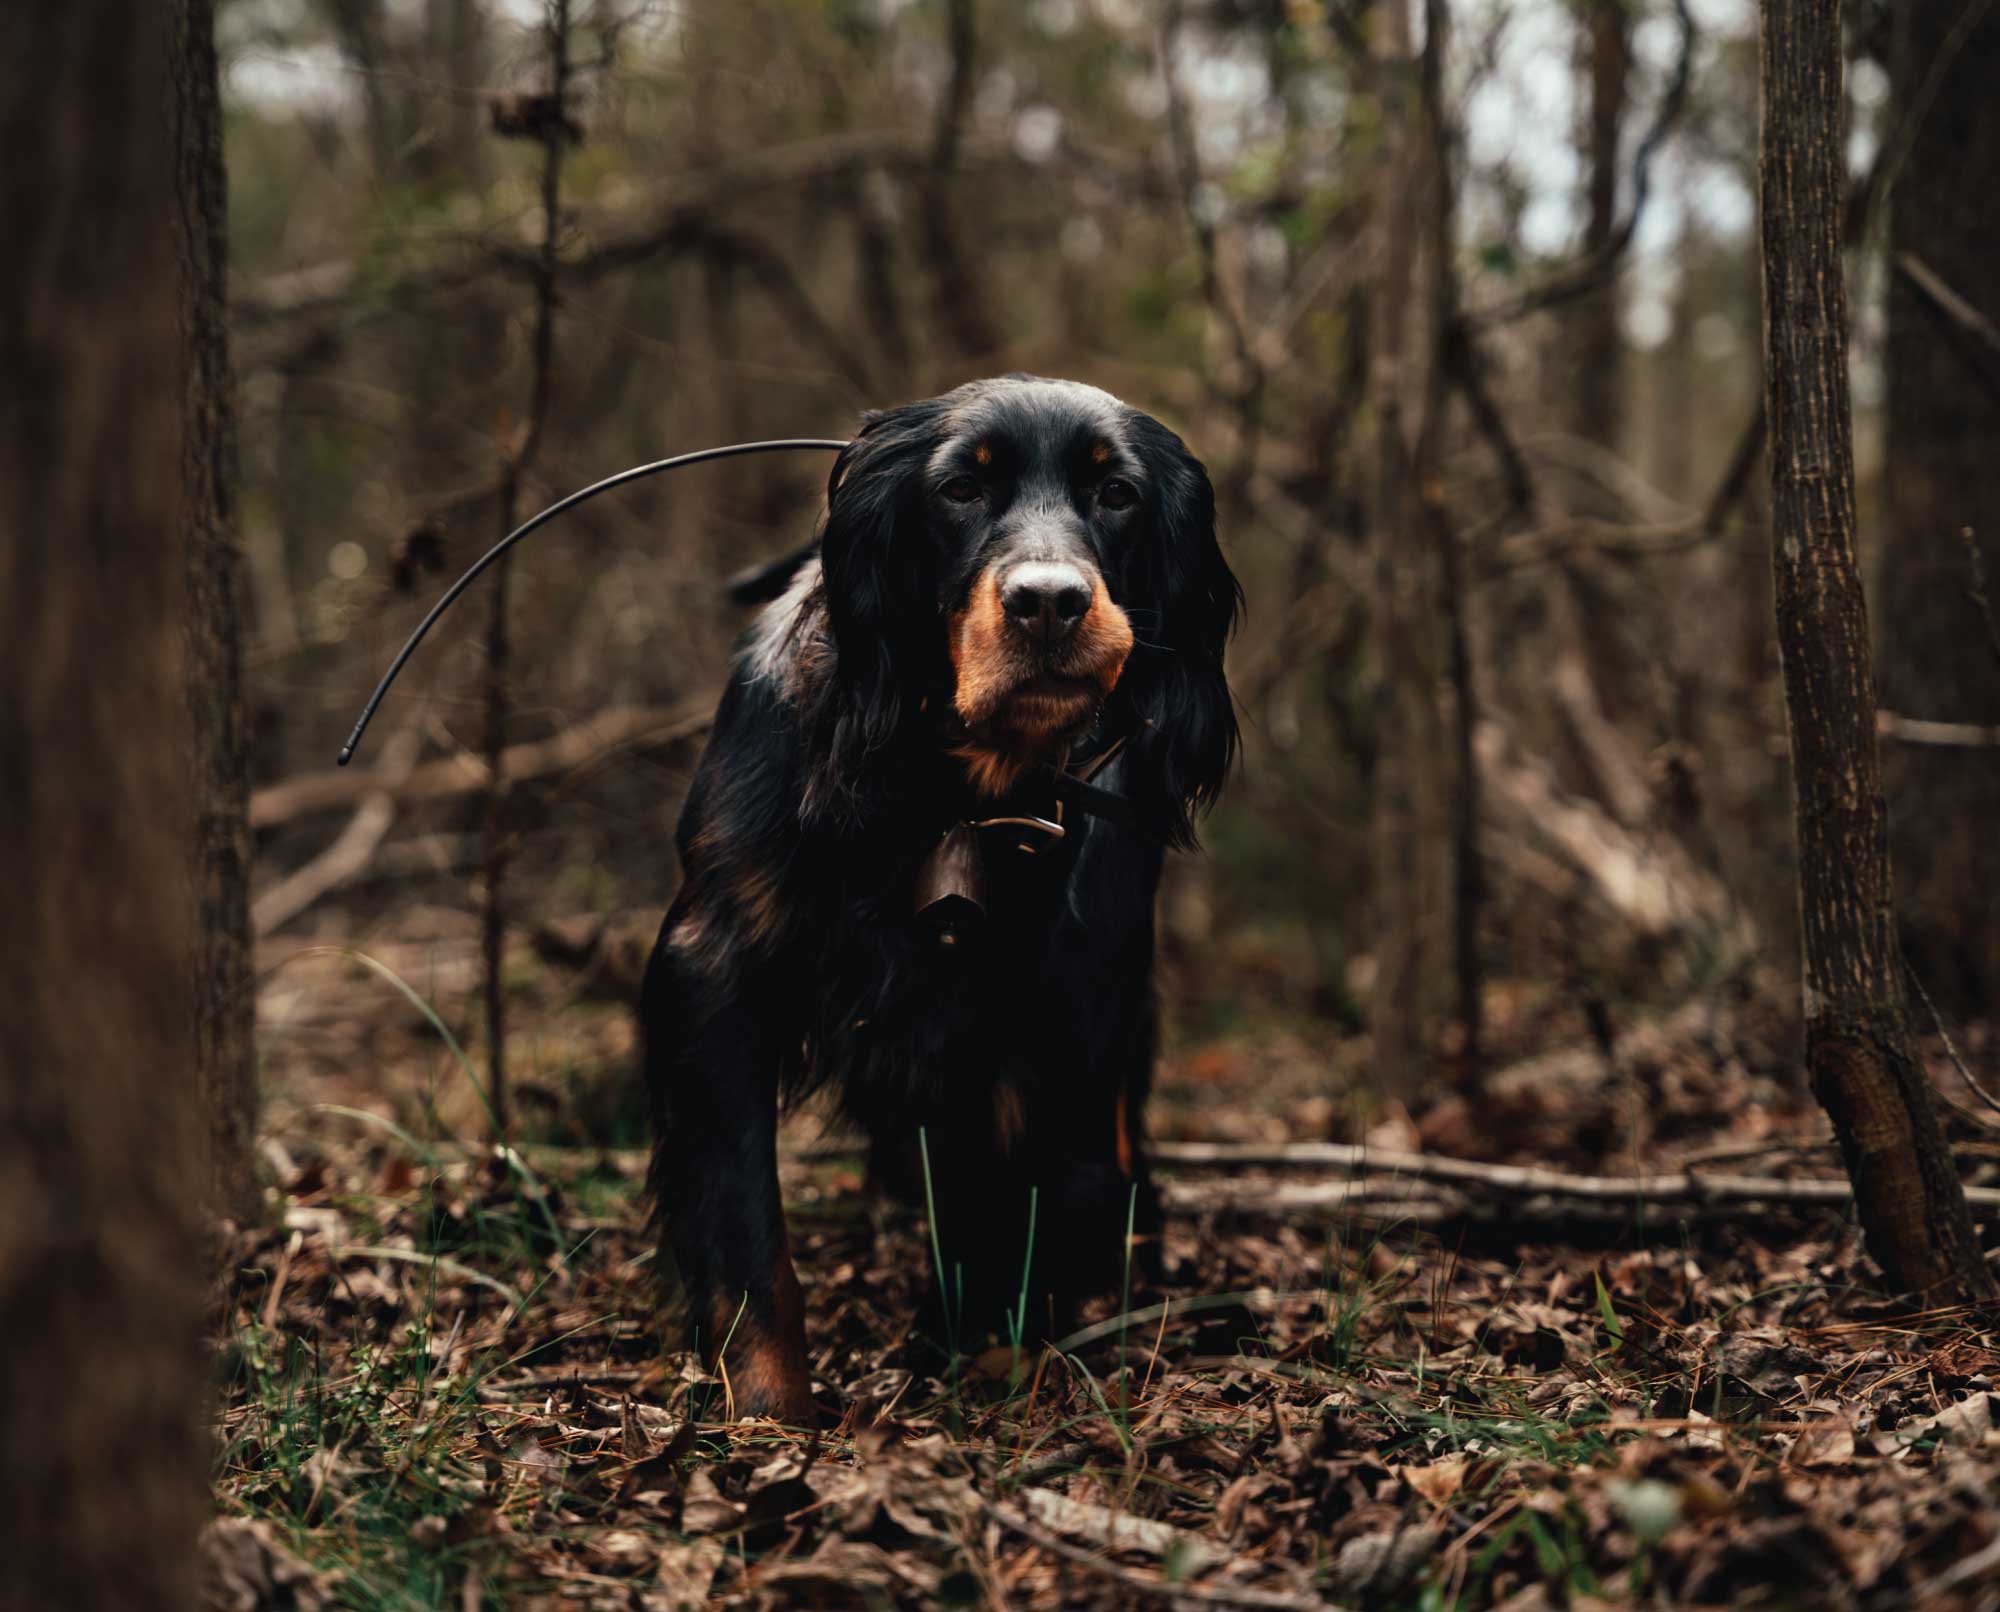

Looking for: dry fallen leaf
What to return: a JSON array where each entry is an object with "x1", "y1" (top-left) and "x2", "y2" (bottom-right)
[
  {"x1": 1403, "y1": 1455, "x2": 1471, "y2": 1506},
  {"x1": 201, "y1": 1517, "x2": 331, "y2": 1612}
]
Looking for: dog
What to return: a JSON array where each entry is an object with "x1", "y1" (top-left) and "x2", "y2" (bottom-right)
[{"x1": 642, "y1": 376, "x2": 1240, "y2": 1422}]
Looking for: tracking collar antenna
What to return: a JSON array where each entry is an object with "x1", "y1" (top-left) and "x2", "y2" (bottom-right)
[{"x1": 336, "y1": 437, "x2": 849, "y2": 767}]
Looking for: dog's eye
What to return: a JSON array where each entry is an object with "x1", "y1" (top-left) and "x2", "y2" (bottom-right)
[
  {"x1": 1099, "y1": 478, "x2": 1139, "y2": 511},
  {"x1": 939, "y1": 476, "x2": 983, "y2": 505}
]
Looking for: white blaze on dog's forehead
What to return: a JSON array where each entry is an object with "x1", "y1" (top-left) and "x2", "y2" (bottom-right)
[{"x1": 741, "y1": 554, "x2": 822, "y2": 691}]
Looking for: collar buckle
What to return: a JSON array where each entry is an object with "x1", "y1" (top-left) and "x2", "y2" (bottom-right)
[{"x1": 963, "y1": 809, "x2": 1066, "y2": 853}]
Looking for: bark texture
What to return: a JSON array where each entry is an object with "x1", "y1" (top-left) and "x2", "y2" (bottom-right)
[
  {"x1": 1369, "y1": 0, "x2": 1431, "y2": 1100},
  {"x1": 174, "y1": 0, "x2": 261, "y2": 1222},
  {"x1": 1758, "y1": 0, "x2": 1993, "y2": 1304},
  {"x1": 1880, "y1": 3, "x2": 2000, "y2": 1008},
  {"x1": 0, "y1": 7, "x2": 207, "y2": 1605}
]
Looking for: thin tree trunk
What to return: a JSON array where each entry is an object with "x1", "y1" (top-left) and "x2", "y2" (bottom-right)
[
  {"x1": 482, "y1": 0, "x2": 572, "y2": 1138},
  {"x1": 0, "y1": 8, "x2": 206, "y2": 1604},
  {"x1": 1757, "y1": 0, "x2": 1994, "y2": 1304},
  {"x1": 482, "y1": 505, "x2": 515, "y2": 1138},
  {"x1": 174, "y1": 0, "x2": 260, "y2": 1223},
  {"x1": 919, "y1": 0, "x2": 1000, "y2": 366},
  {"x1": 1572, "y1": 0, "x2": 1629, "y2": 452},
  {"x1": 1369, "y1": 0, "x2": 1429, "y2": 1101},
  {"x1": 1413, "y1": 0, "x2": 1483, "y2": 1079}
]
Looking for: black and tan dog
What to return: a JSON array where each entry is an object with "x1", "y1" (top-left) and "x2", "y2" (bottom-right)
[{"x1": 643, "y1": 376, "x2": 1240, "y2": 1421}]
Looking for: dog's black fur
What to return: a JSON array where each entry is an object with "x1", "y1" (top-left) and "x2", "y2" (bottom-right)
[{"x1": 642, "y1": 376, "x2": 1239, "y2": 1421}]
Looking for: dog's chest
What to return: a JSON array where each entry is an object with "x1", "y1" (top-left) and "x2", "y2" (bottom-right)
[{"x1": 808, "y1": 823, "x2": 1156, "y2": 1108}]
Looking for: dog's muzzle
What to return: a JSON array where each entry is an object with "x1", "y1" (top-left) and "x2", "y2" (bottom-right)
[{"x1": 1000, "y1": 561, "x2": 1092, "y2": 646}]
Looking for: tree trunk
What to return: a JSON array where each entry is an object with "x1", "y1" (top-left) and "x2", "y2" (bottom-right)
[
  {"x1": 1369, "y1": 0, "x2": 1430, "y2": 1101},
  {"x1": 1880, "y1": 3, "x2": 2000, "y2": 1009},
  {"x1": 1413, "y1": 0, "x2": 1483, "y2": 1080},
  {"x1": 919, "y1": 0, "x2": 1001, "y2": 367},
  {"x1": 174, "y1": 0, "x2": 260, "y2": 1224},
  {"x1": 1757, "y1": 0, "x2": 1994, "y2": 1305},
  {"x1": 0, "y1": 8, "x2": 207, "y2": 1606},
  {"x1": 1572, "y1": 0, "x2": 1629, "y2": 453},
  {"x1": 482, "y1": 0, "x2": 573, "y2": 1139}
]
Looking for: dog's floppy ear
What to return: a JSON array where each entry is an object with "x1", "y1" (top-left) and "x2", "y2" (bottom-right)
[
  {"x1": 803, "y1": 398, "x2": 948, "y2": 824},
  {"x1": 1116, "y1": 413, "x2": 1241, "y2": 849}
]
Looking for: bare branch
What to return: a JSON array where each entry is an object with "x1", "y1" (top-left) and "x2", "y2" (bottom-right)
[
  {"x1": 1474, "y1": 403, "x2": 1766, "y2": 576},
  {"x1": 1904, "y1": 962, "x2": 2000, "y2": 1124},
  {"x1": 1461, "y1": 0, "x2": 1695, "y2": 333},
  {"x1": 1876, "y1": 711, "x2": 2000, "y2": 749},
  {"x1": 1962, "y1": 523, "x2": 2000, "y2": 683},
  {"x1": 249, "y1": 699, "x2": 714, "y2": 828},
  {"x1": 1444, "y1": 324, "x2": 1537, "y2": 519},
  {"x1": 1894, "y1": 252, "x2": 2000, "y2": 410},
  {"x1": 252, "y1": 731, "x2": 417, "y2": 935},
  {"x1": 1862, "y1": 0, "x2": 2000, "y2": 243}
]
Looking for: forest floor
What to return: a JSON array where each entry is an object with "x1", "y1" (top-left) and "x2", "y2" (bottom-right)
[{"x1": 212, "y1": 932, "x2": 2000, "y2": 1611}]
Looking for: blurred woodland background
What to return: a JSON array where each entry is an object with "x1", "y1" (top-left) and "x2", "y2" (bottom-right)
[
  {"x1": 232, "y1": 0, "x2": 1994, "y2": 1131},
  {"x1": 18, "y1": 1, "x2": 2000, "y2": 1606}
]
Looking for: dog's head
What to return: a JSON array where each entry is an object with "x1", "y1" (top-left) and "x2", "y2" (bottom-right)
[{"x1": 811, "y1": 375, "x2": 1240, "y2": 845}]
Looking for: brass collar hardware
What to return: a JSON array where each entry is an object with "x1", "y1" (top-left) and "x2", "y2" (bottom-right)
[{"x1": 912, "y1": 731, "x2": 1134, "y2": 947}]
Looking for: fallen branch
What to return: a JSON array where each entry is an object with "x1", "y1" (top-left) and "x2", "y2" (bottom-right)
[
  {"x1": 983, "y1": 1495, "x2": 1335, "y2": 1612},
  {"x1": 1155, "y1": 1146, "x2": 2000, "y2": 1213},
  {"x1": 1014, "y1": 1487, "x2": 1222, "y2": 1576},
  {"x1": 252, "y1": 736, "x2": 415, "y2": 936},
  {"x1": 251, "y1": 699, "x2": 713, "y2": 828}
]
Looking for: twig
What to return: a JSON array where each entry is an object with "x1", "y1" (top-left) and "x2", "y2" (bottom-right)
[
  {"x1": 1699, "y1": 404, "x2": 1766, "y2": 533},
  {"x1": 1894, "y1": 252, "x2": 2000, "y2": 411},
  {"x1": 1958, "y1": 524, "x2": 2000, "y2": 683},
  {"x1": 1924, "y1": 1534, "x2": 2000, "y2": 1599},
  {"x1": 1875, "y1": 711, "x2": 2000, "y2": 749},
  {"x1": 1904, "y1": 961, "x2": 2000, "y2": 1123},
  {"x1": 982, "y1": 1495, "x2": 1338, "y2": 1612},
  {"x1": 1445, "y1": 324, "x2": 1537, "y2": 520}
]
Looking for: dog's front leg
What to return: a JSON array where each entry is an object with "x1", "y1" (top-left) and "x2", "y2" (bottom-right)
[{"x1": 643, "y1": 944, "x2": 814, "y2": 1424}]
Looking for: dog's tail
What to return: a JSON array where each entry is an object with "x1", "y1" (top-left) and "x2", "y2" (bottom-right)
[{"x1": 724, "y1": 542, "x2": 818, "y2": 608}]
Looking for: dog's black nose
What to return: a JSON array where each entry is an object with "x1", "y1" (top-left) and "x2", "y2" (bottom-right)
[{"x1": 1002, "y1": 563, "x2": 1092, "y2": 643}]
